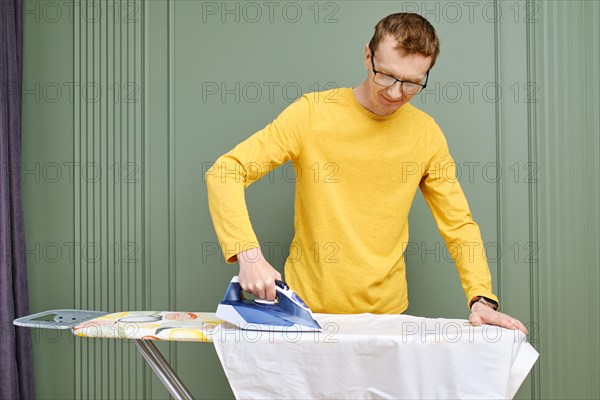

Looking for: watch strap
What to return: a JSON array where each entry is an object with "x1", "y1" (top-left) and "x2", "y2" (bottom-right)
[{"x1": 469, "y1": 295, "x2": 499, "y2": 311}]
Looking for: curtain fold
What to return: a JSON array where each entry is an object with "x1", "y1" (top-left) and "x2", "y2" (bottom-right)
[{"x1": 0, "y1": 0, "x2": 35, "y2": 398}]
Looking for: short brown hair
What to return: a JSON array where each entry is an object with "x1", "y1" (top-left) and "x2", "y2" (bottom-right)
[{"x1": 368, "y1": 13, "x2": 440, "y2": 68}]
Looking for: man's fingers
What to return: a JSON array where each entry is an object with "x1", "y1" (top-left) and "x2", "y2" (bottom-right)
[
  {"x1": 264, "y1": 280, "x2": 277, "y2": 300},
  {"x1": 240, "y1": 277, "x2": 279, "y2": 299},
  {"x1": 255, "y1": 281, "x2": 267, "y2": 300},
  {"x1": 506, "y1": 319, "x2": 528, "y2": 335},
  {"x1": 256, "y1": 287, "x2": 266, "y2": 300},
  {"x1": 518, "y1": 321, "x2": 528, "y2": 334},
  {"x1": 469, "y1": 312, "x2": 483, "y2": 326},
  {"x1": 473, "y1": 308, "x2": 529, "y2": 335},
  {"x1": 237, "y1": 248, "x2": 282, "y2": 300},
  {"x1": 493, "y1": 315, "x2": 528, "y2": 335}
]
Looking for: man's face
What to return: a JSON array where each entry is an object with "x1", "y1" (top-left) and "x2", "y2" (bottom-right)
[{"x1": 363, "y1": 35, "x2": 432, "y2": 116}]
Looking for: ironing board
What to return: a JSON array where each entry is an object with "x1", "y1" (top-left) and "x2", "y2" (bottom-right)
[
  {"x1": 14, "y1": 310, "x2": 539, "y2": 399},
  {"x1": 14, "y1": 310, "x2": 222, "y2": 400}
]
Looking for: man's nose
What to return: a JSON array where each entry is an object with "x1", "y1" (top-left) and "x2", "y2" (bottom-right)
[{"x1": 386, "y1": 82, "x2": 404, "y2": 100}]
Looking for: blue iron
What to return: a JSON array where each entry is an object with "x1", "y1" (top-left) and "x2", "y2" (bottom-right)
[{"x1": 216, "y1": 276, "x2": 322, "y2": 332}]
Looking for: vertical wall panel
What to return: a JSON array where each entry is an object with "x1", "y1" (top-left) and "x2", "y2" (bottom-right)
[
  {"x1": 532, "y1": 1, "x2": 600, "y2": 398},
  {"x1": 22, "y1": 0, "x2": 77, "y2": 397},
  {"x1": 73, "y1": 1, "x2": 145, "y2": 398},
  {"x1": 496, "y1": 1, "x2": 538, "y2": 397}
]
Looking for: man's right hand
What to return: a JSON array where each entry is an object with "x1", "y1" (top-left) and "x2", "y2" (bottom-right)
[{"x1": 237, "y1": 247, "x2": 282, "y2": 301}]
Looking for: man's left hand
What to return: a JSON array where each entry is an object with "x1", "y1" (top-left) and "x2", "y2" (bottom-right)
[{"x1": 469, "y1": 302, "x2": 529, "y2": 335}]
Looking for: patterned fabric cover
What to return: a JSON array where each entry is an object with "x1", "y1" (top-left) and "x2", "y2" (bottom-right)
[{"x1": 72, "y1": 311, "x2": 223, "y2": 342}]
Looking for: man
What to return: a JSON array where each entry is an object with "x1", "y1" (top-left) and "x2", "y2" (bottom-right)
[{"x1": 206, "y1": 13, "x2": 528, "y2": 334}]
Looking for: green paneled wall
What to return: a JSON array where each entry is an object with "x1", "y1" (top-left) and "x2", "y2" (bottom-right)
[
  {"x1": 22, "y1": 1, "x2": 76, "y2": 397},
  {"x1": 532, "y1": 1, "x2": 600, "y2": 398},
  {"x1": 71, "y1": 0, "x2": 146, "y2": 398},
  {"x1": 20, "y1": 0, "x2": 599, "y2": 399}
]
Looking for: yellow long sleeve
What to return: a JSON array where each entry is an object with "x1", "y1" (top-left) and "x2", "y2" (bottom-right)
[{"x1": 205, "y1": 88, "x2": 498, "y2": 313}]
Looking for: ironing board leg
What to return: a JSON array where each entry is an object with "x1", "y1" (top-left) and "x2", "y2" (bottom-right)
[{"x1": 135, "y1": 340, "x2": 194, "y2": 400}]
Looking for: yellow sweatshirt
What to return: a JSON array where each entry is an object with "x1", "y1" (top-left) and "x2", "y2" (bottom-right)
[{"x1": 205, "y1": 87, "x2": 498, "y2": 314}]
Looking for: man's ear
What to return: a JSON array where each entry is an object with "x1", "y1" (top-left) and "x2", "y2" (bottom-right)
[{"x1": 363, "y1": 43, "x2": 371, "y2": 71}]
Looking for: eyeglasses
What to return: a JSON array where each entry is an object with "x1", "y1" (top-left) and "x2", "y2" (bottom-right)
[{"x1": 370, "y1": 48, "x2": 429, "y2": 95}]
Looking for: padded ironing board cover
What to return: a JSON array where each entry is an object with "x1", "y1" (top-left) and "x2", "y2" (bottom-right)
[
  {"x1": 73, "y1": 311, "x2": 222, "y2": 342},
  {"x1": 213, "y1": 313, "x2": 539, "y2": 399}
]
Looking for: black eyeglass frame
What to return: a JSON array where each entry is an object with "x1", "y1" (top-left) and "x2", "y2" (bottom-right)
[{"x1": 369, "y1": 47, "x2": 430, "y2": 94}]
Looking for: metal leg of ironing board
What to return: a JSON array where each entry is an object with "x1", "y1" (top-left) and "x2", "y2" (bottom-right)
[{"x1": 135, "y1": 340, "x2": 194, "y2": 400}]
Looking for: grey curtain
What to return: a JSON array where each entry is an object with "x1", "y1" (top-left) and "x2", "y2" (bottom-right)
[{"x1": 0, "y1": 0, "x2": 35, "y2": 399}]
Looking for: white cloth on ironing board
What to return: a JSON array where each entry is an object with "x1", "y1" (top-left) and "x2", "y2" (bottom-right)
[{"x1": 212, "y1": 313, "x2": 538, "y2": 399}]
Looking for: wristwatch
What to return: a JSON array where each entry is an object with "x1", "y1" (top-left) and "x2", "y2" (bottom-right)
[{"x1": 469, "y1": 296, "x2": 499, "y2": 311}]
